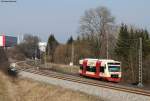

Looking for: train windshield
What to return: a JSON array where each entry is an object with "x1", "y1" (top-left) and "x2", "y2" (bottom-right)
[{"x1": 108, "y1": 66, "x2": 120, "y2": 72}]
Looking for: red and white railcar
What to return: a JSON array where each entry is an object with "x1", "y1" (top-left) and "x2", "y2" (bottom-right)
[{"x1": 79, "y1": 58, "x2": 121, "y2": 82}]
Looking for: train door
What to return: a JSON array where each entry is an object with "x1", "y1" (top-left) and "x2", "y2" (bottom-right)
[
  {"x1": 99, "y1": 63, "x2": 106, "y2": 78},
  {"x1": 83, "y1": 60, "x2": 88, "y2": 74},
  {"x1": 96, "y1": 61, "x2": 101, "y2": 77}
]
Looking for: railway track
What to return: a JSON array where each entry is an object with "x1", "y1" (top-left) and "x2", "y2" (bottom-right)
[{"x1": 17, "y1": 67, "x2": 150, "y2": 97}]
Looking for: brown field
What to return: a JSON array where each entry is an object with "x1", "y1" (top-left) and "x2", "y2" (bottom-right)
[
  {"x1": 42, "y1": 63, "x2": 79, "y2": 74},
  {"x1": 26, "y1": 60, "x2": 79, "y2": 74},
  {"x1": 0, "y1": 72, "x2": 104, "y2": 101}
]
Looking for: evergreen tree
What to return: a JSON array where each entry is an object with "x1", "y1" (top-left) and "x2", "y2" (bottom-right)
[
  {"x1": 115, "y1": 24, "x2": 130, "y2": 61},
  {"x1": 67, "y1": 36, "x2": 74, "y2": 44},
  {"x1": 115, "y1": 24, "x2": 150, "y2": 83},
  {"x1": 47, "y1": 34, "x2": 59, "y2": 62},
  {"x1": 138, "y1": 29, "x2": 150, "y2": 58},
  {"x1": 115, "y1": 24, "x2": 134, "y2": 82}
]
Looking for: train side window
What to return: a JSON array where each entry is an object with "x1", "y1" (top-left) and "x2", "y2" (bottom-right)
[
  {"x1": 100, "y1": 66, "x2": 105, "y2": 73},
  {"x1": 86, "y1": 66, "x2": 90, "y2": 71},
  {"x1": 86, "y1": 66, "x2": 96, "y2": 73},
  {"x1": 80, "y1": 65, "x2": 83, "y2": 70},
  {"x1": 91, "y1": 66, "x2": 96, "y2": 73}
]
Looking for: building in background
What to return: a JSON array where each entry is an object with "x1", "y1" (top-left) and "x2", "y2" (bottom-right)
[
  {"x1": 38, "y1": 42, "x2": 47, "y2": 52},
  {"x1": 0, "y1": 35, "x2": 17, "y2": 47}
]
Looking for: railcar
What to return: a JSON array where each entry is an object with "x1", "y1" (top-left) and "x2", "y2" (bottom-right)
[{"x1": 79, "y1": 58, "x2": 121, "y2": 82}]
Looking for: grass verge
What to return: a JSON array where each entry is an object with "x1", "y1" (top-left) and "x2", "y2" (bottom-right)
[{"x1": 0, "y1": 72, "x2": 105, "y2": 101}]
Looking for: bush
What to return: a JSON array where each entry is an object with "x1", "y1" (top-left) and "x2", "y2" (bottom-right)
[{"x1": 0, "y1": 47, "x2": 10, "y2": 73}]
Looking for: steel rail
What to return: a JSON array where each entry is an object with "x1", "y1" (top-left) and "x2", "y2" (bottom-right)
[{"x1": 18, "y1": 67, "x2": 150, "y2": 97}]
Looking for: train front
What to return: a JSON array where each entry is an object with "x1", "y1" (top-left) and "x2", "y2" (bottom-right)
[{"x1": 106, "y1": 62, "x2": 121, "y2": 82}]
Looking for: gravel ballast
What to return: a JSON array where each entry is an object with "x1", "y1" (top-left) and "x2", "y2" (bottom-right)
[{"x1": 19, "y1": 71, "x2": 150, "y2": 101}]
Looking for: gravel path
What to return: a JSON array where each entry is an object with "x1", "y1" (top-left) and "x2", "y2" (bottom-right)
[{"x1": 19, "y1": 71, "x2": 150, "y2": 101}]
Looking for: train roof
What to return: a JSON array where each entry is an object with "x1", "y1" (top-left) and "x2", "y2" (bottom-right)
[
  {"x1": 79, "y1": 58, "x2": 120, "y2": 63},
  {"x1": 84, "y1": 58, "x2": 98, "y2": 61}
]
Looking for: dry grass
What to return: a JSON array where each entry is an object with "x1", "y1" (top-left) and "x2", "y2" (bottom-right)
[
  {"x1": 39, "y1": 63, "x2": 79, "y2": 74},
  {"x1": 25, "y1": 60, "x2": 79, "y2": 74},
  {"x1": 0, "y1": 72, "x2": 13, "y2": 101},
  {"x1": 48, "y1": 63, "x2": 79, "y2": 73},
  {"x1": 0, "y1": 48, "x2": 9, "y2": 73},
  {"x1": 0, "y1": 72, "x2": 104, "y2": 101},
  {"x1": 25, "y1": 59, "x2": 79, "y2": 74}
]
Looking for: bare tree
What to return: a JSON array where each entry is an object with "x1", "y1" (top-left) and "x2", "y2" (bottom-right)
[
  {"x1": 17, "y1": 34, "x2": 40, "y2": 59},
  {"x1": 79, "y1": 6, "x2": 115, "y2": 58}
]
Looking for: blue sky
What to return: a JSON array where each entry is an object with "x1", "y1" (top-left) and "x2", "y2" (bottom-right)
[{"x1": 0, "y1": 0, "x2": 150, "y2": 43}]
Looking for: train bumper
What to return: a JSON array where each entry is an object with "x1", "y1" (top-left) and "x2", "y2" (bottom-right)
[{"x1": 106, "y1": 77, "x2": 121, "y2": 82}]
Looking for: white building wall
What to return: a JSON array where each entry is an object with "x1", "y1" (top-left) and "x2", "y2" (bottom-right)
[{"x1": 0, "y1": 36, "x2": 4, "y2": 46}]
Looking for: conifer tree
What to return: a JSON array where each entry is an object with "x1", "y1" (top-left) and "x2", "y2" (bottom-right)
[
  {"x1": 115, "y1": 24, "x2": 130, "y2": 61},
  {"x1": 47, "y1": 34, "x2": 59, "y2": 62},
  {"x1": 115, "y1": 24, "x2": 150, "y2": 83},
  {"x1": 67, "y1": 36, "x2": 74, "y2": 44}
]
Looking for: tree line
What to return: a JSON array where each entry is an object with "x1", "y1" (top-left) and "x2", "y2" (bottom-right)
[
  {"x1": 45, "y1": 24, "x2": 150, "y2": 84},
  {"x1": 115, "y1": 24, "x2": 150, "y2": 83}
]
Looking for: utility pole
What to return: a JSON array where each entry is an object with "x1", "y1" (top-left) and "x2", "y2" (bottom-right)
[
  {"x1": 106, "y1": 29, "x2": 109, "y2": 59},
  {"x1": 17, "y1": 34, "x2": 20, "y2": 44},
  {"x1": 45, "y1": 43, "x2": 48, "y2": 68},
  {"x1": 101, "y1": 23, "x2": 109, "y2": 59},
  {"x1": 44, "y1": 47, "x2": 47, "y2": 68},
  {"x1": 71, "y1": 42, "x2": 74, "y2": 66},
  {"x1": 21, "y1": 34, "x2": 24, "y2": 42},
  {"x1": 138, "y1": 37, "x2": 143, "y2": 87},
  {"x1": 105, "y1": 24, "x2": 109, "y2": 59}
]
